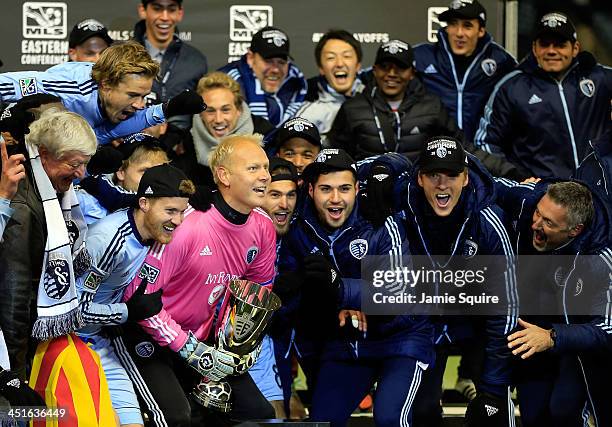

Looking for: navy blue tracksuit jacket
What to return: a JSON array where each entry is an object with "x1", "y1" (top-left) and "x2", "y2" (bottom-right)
[
  {"x1": 474, "y1": 51, "x2": 612, "y2": 179},
  {"x1": 401, "y1": 155, "x2": 519, "y2": 395},
  {"x1": 277, "y1": 197, "x2": 434, "y2": 365},
  {"x1": 495, "y1": 178, "x2": 612, "y2": 425},
  {"x1": 414, "y1": 28, "x2": 517, "y2": 142}
]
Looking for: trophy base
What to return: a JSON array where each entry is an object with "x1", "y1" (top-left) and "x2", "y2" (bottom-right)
[{"x1": 192, "y1": 378, "x2": 232, "y2": 413}]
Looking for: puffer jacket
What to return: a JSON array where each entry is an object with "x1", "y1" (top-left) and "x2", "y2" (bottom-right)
[
  {"x1": 0, "y1": 167, "x2": 46, "y2": 379},
  {"x1": 328, "y1": 77, "x2": 461, "y2": 161}
]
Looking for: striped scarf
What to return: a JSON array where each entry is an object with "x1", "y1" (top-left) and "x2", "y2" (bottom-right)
[{"x1": 27, "y1": 143, "x2": 89, "y2": 341}]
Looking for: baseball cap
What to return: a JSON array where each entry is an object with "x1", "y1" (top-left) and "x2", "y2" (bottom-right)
[
  {"x1": 302, "y1": 148, "x2": 357, "y2": 183},
  {"x1": 438, "y1": 0, "x2": 487, "y2": 25},
  {"x1": 68, "y1": 19, "x2": 113, "y2": 48},
  {"x1": 418, "y1": 136, "x2": 469, "y2": 174},
  {"x1": 119, "y1": 132, "x2": 164, "y2": 159},
  {"x1": 250, "y1": 27, "x2": 290, "y2": 60},
  {"x1": 276, "y1": 117, "x2": 322, "y2": 149},
  {"x1": 269, "y1": 157, "x2": 298, "y2": 183},
  {"x1": 534, "y1": 12, "x2": 577, "y2": 42},
  {"x1": 137, "y1": 163, "x2": 192, "y2": 198},
  {"x1": 375, "y1": 40, "x2": 414, "y2": 69}
]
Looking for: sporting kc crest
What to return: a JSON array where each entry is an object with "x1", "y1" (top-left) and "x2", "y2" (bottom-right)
[{"x1": 349, "y1": 239, "x2": 368, "y2": 260}]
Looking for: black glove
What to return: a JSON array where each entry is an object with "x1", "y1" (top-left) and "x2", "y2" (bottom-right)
[
  {"x1": 464, "y1": 391, "x2": 510, "y2": 427},
  {"x1": 159, "y1": 123, "x2": 189, "y2": 156},
  {"x1": 273, "y1": 271, "x2": 305, "y2": 304},
  {"x1": 125, "y1": 277, "x2": 163, "y2": 321},
  {"x1": 163, "y1": 90, "x2": 206, "y2": 118},
  {"x1": 189, "y1": 185, "x2": 214, "y2": 212},
  {"x1": 361, "y1": 163, "x2": 395, "y2": 227},
  {"x1": 303, "y1": 254, "x2": 342, "y2": 299},
  {"x1": 87, "y1": 145, "x2": 124, "y2": 175},
  {"x1": 0, "y1": 94, "x2": 61, "y2": 143},
  {"x1": 0, "y1": 368, "x2": 46, "y2": 407}
]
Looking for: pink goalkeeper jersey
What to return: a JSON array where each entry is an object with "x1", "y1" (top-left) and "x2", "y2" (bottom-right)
[{"x1": 123, "y1": 205, "x2": 276, "y2": 351}]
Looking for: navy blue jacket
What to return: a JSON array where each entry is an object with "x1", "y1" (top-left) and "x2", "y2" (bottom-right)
[
  {"x1": 278, "y1": 198, "x2": 434, "y2": 364},
  {"x1": 474, "y1": 51, "x2": 612, "y2": 179},
  {"x1": 402, "y1": 155, "x2": 519, "y2": 393},
  {"x1": 219, "y1": 56, "x2": 307, "y2": 127},
  {"x1": 575, "y1": 131, "x2": 612, "y2": 209},
  {"x1": 494, "y1": 178, "x2": 612, "y2": 353},
  {"x1": 414, "y1": 29, "x2": 517, "y2": 142}
]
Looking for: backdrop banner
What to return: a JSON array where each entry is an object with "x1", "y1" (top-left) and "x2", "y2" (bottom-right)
[{"x1": 4, "y1": 0, "x2": 504, "y2": 76}]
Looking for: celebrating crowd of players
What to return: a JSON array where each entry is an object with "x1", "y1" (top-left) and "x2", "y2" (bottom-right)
[{"x1": 0, "y1": 0, "x2": 611, "y2": 426}]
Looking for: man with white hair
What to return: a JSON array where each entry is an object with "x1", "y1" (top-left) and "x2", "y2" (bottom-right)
[{"x1": 0, "y1": 110, "x2": 97, "y2": 380}]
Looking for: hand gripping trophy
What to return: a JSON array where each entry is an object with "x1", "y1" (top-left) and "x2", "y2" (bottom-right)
[{"x1": 190, "y1": 279, "x2": 281, "y2": 412}]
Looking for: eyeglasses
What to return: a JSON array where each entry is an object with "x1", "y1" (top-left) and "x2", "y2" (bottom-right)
[{"x1": 61, "y1": 159, "x2": 89, "y2": 171}]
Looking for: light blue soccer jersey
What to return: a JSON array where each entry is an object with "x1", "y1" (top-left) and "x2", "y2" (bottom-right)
[
  {"x1": 0, "y1": 62, "x2": 165, "y2": 144},
  {"x1": 76, "y1": 208, "x2": 150, "y2": 336}
]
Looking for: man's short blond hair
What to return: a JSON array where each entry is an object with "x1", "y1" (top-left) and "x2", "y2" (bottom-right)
[
  {"x1": 208, "y1": 134, "x2": 264, "y2": 184},
  {"x1": 91, "y1": 41, "x2": 159, "y2": 87},
  {"x1": 196, "y1": 72, "x2": 243, "y2": 110},
  {"x1": 27, "y1": 110, "x2": 97, "y2": 158}
]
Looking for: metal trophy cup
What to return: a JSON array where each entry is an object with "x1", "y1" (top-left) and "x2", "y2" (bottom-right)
[{"x1": 193, "y1": 279, "x2": 281, "y2": 412}]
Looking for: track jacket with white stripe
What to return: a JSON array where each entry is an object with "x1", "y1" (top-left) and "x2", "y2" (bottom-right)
[
  {"x1": 494, "y1": 178, "x2": 612, "y2": 353},
  {"x1": 402, "y1": 155, "x2": 519, "y2": 396},
  {"x1": 414, "y1": 29, "x2": 517, "y2": 143},
  {"x1": 0, "y1": 62, "x2": 165, "y2": 144},
  {"x1": 278, "y1": 197, "x2": 434, "y2": 364},
  {"x1": 219, "y1": 56, "x2": 306, "y2": 127},
  {"x1": 473, "y1": 51, "x2": 612, "y2": 179},
  {"x1": 75, "y1": 208, "x2": 149, "y2": 336}
]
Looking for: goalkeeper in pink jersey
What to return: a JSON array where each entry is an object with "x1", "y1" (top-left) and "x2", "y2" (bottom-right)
[{"x1": 119, "y1": 135, "x2": 276, "y2": 425}]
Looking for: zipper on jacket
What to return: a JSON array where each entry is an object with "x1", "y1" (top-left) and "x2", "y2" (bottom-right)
[{"x1": 440, "y1": 33, "x2": 492, "y2": 130}]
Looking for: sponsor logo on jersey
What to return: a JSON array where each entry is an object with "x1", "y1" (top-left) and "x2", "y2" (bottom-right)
[
  {"x1": 200, "y1": 245, "x2": 213, "y2": 256},
  {"x1": 208, "y1": 284, "x2": 225, "y2": 305}
]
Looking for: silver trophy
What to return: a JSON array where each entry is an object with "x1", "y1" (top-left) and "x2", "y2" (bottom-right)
[{"x1": 193, "y1": 279, "x2": 281, "y2": 412}]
